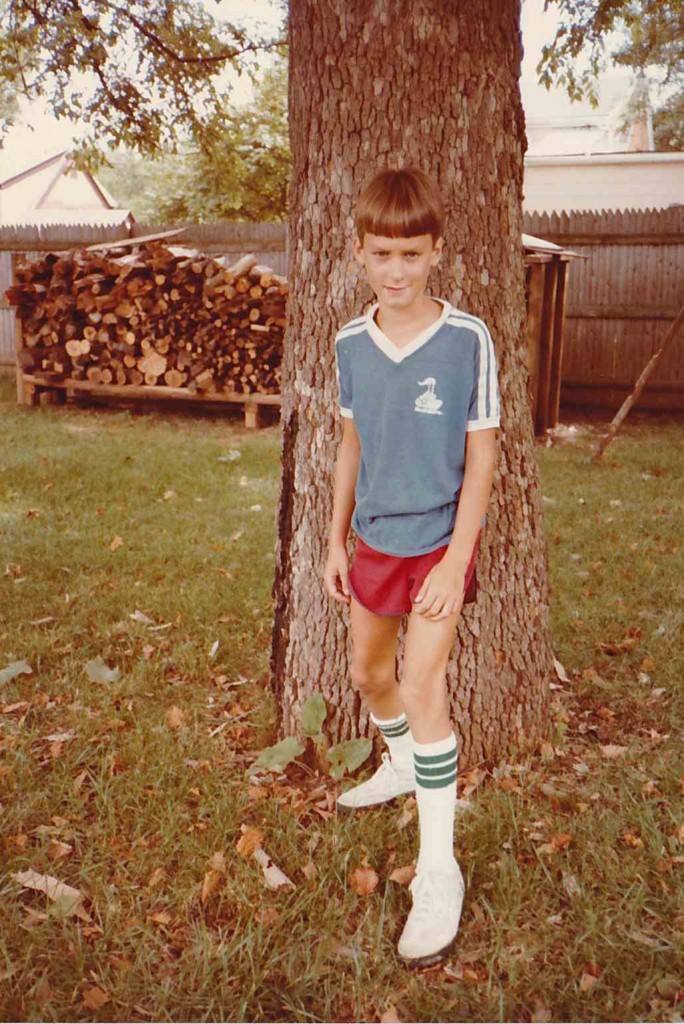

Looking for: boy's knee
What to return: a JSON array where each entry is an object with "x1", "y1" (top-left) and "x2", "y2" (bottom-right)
[
  {"x1": 400, "y1": 673, "x2": 448, "y2": 711},
  {"x1": 350, "y1": 661, "x2": 396, "y2": 696}
]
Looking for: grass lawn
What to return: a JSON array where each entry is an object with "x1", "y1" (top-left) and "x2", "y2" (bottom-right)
[{"x1": 1, "y1": 376, "x2": 682, "y2": 1023}]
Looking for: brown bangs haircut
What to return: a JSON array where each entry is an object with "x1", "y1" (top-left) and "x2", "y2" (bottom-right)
[{"x1": 355, "y1": 165, "x2": 445, "y2": 248}]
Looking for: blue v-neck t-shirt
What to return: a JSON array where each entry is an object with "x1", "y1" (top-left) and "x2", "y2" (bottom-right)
[{"x1": 334, "y1": 297, "x2": 501, "y2": 557}]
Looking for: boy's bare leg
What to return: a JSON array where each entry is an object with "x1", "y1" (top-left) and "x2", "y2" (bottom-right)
[
  {"x1": 348, "y1": 594, "x2": 404, "y2": 716},
  {"x1": 400, "y1": 605, "x2": 461, "y2": 742},
  {"x1": 336, "y1": 595, "x2": 415, "y2": 811}
]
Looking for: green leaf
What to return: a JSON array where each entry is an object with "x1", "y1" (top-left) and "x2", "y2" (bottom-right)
[
  {"x1": 326, "y1": 738, "x2": 372, "y2": 781},
  {"x1": 0, "y1": 660, "x2": 33, "y2": 685},
  {"x1": 301, "y1": 693, "x2": 327, "y2": 736},
  {"x1": 247, "y1": 736, "x2": 305, "y2": 775},
  {"x1": 84, "y1": 656, "x2": 120, "y2": 684}
]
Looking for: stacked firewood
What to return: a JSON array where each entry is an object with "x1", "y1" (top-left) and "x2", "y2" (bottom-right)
[{"x1": 5, "y1": 241, "x2": 288, "y2": 394}]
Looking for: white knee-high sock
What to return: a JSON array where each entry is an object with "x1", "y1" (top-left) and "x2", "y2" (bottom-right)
[
  {"x1": 413, "y1": 730, "x2": 459, "y2": 874},
  {"x1": 369, "y1": 710, "x2": 415, "y2": 774}
]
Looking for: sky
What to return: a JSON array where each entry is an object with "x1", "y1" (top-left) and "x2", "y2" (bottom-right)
[{"x1": 0, "y1": 0, "x2": 638, "y2": 180}]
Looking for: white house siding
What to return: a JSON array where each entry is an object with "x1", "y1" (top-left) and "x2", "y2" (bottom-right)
[{"x1": 523, "y1": 153, "x2": 684, "y2": 214}]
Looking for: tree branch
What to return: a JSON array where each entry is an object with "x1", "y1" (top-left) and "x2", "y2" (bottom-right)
[{"x1": 99, "y1": 0, "x2": 285, "y2": 66}]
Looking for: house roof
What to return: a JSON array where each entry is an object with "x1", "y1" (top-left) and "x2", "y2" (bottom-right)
[{"x1": 0, "y1": 149, "x2": 133, "y2": 228}]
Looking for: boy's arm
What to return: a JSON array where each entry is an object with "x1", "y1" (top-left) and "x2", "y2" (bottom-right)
[
  {"x1": 328, "y1": 418, "x2": 361, "y2": 548},
  {"x1": 442, "y1": 427, "x2": 497, "y2": 567}
]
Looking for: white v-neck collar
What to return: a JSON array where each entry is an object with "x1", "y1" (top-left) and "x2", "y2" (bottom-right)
[{"x1": 365, "y1": 297, "x2": 452, "y2": 363}]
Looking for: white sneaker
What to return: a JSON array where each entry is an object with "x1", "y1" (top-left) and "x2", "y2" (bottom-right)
[
  {"x1": 397, "y1": 862, "x2": 465, "y2": 967},
  {"x1": 336, "y1": 752, "x2": 416, "y2": 813}
]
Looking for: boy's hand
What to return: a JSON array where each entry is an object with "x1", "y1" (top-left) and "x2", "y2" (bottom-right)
[
  {"x1": 324, "y1": 542, "x2": 352, "y2": 605},
  {"x1": 412, "y1": 558, "x2": 466, "y2": 621}
]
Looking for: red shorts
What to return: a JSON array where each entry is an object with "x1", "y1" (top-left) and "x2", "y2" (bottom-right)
[{"x1": 348, "y1": 530, "x2": 481, "y2": 617}]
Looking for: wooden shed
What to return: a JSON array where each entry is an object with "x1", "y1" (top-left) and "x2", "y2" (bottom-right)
[{"x1": 523, "y1": 232, "x2": 586, "y2": 435}]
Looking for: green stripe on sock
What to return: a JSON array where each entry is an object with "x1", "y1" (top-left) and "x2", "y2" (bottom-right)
[
  {"x1": 414, "y1": 746, "x2": 457, "y2": 766},
  {"x1": 414, "y1": 743, "x2": 457, "y2": 788},
  {"x1": 380, "y1": 720, "x2": 410, "y2": 737},
  {"x1": 415, "y1": 754, "x2": 457, "y2": 776}
]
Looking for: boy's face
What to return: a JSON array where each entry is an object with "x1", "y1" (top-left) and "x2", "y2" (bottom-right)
[{"x1": 353, "y1": 231, "x2": 444, "y2": 308}]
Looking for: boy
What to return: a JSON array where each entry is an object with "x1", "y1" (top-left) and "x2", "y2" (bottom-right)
[{"x1": 324, "y1": 166, "x2": 500, "y2": 968}]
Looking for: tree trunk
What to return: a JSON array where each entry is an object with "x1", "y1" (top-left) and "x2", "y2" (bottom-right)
[{"x1": 270, "y1": 0, "x2": 554, "y2": 770}]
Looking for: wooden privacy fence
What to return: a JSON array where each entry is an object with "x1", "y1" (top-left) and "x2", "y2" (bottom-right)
[{"x1": 523, "y1": 207, "x2": 684, "y2": 412}]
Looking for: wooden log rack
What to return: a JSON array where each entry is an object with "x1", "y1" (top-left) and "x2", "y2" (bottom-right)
[
  {"x1": 17, "y1": 372, "x2": 281, "y2": 429},
  {"x1": 8, "y1": 241, "x2": 287, "y2": 429}
]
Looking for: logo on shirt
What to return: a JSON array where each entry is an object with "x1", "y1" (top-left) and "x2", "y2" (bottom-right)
[{"x1": 414, "y1": 376, "x2": 443, "y2": 415}]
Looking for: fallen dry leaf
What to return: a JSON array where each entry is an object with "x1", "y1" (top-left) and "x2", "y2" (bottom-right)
[
  {"x1": 11, "y1": 869, "x2": 89, "y2": 920},
  {"x1": 443, "y1": 962, "x2": 487, "y2": 983},
  {"x1": 47, "y1": 839, "x2": 72, "y2": 862},
  {"x1": 498, "y1": 776, "x2": 522, "y2": 793},
  {"x1": 109, "y1": 535, "x2": 124, "y2": 551},
  {"x1": 147, "y1": 911, "x2": 172, "y2": 926},
  {"x1": 351, "y1": 865, "x2": 379, "y2": 895},
  {"x1": 253, "y1": 846, "x2": 294, "y2": 890},
  {"x1": 201, "y1": 868, "x2": 223, "y2": 903},
  {"x1": 388, "y1": 864, "x2": 416, "y2": 886},
  {"x1": 208, "y1": 851, "x2": 226, "y2": 873},
  {"x1": 236, "y1": 825, "x2": 265, "y2": 857},
  {"x1": 461, "y1": 766, "x2": 487, "y2": 798},
  {"x1": 82, "y1": 986, "x2": 110, "y2": 1011},
  {"x1": 45, "y1": 731, "x2": 75, "y2": 743},
  {"x1": 537, "y1": 833, "x2": 572, "y2": 855},
  {"x1": 166, "y1": 706, "x2": 185, "y2": 730},
  {"x1": 580, "y1": 972, "x2": 598, "y2": 992},
  {"x1": 397, "y1": 796, "x2": 416, "y2": 828},
  {"x1": 598, "y1": 627, "x2": 641, "y2": 656},
  {"x1": 553, "y1": 657, "x2": 570, "y2": 683},
  {"x1": 656, "y1": 976, "x2": 680, "y2": 1000},
  {"x1": 2, "y1": 701, "x2": 30, "y2": 715}
]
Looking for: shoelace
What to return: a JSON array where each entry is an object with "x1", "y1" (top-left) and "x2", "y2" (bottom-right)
[
  {"x1": 379, "y1": 750, "x2": 415, "y2": 780},
  {"x1": 376, "y1": 752, "x2": 415, "y2": 784},
  {"x1": 408, "y1": 872, "x2": 443, "y2": 926}
]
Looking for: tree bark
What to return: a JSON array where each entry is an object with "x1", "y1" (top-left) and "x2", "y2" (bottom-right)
[{"x1": 271, "y1": 0, "x2": 554, "y2": 770}]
